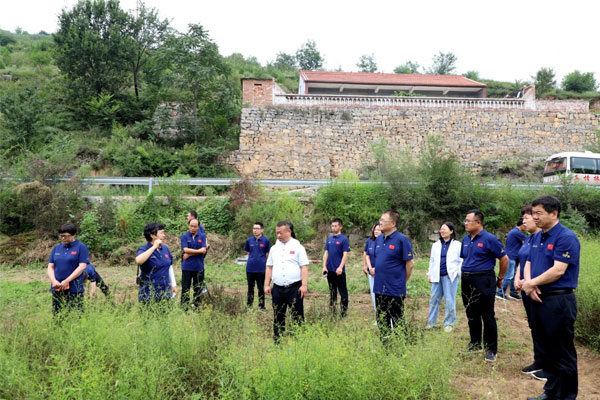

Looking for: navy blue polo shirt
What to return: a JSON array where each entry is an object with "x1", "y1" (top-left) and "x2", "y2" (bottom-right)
[
  {"x1": 244, "y1": 235, "x2": 271, "y2": 273},
  {"x1": 83, "y1": 264, "x2": 99, "y2": 282},
  {"x1": 48, "y1": 239, "x2": 89, "y2": 293},
  {"x1": 460, "y1": 230, "x2": 505, "y2": 273},
  {"x1": 505, "y1": 227, "x2": 526, "y2": 260},
  {"x1": 364, "y1": 238, "x2": 376, "y2": 267},
  {"x1": 527, "y1": 223, "x2": 580, "y2": 290},
  {"x1": 324, "y1": 234, "x2": 351, "y2": 272},
  {"x1": 137, "y1": 243, "x2": 173, "y2": 288},
  {"x1": 373, "y1": 230, "x2": 414, "y2": 297},
  {"x1": 440, "y1": 240, "x2": 450, "y2": 276},
  {"x1": 518, "y1": 234, "x2": 534, "y2": 277},
  {"x1": 180, "y1": 232, "x2": 207, "y2": 272}
]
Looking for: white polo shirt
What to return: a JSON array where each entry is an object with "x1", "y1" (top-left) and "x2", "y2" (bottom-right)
[{"x1": 266, "y1": 238, "x2": 309, "y2": 286}]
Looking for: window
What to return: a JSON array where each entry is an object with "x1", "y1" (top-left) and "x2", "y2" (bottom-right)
[
  {"x1": 570, "y1": 157, "x2": 599, "y2": 174},
  {"x1": 543, "y1": 157, "x2": 566, "y2": 177}
]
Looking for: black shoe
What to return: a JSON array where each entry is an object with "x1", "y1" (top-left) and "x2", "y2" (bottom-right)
[
  {"x1": 509, "y1": 292, "x2": 521, "y2": 300},
  {"x1": 464, "y1": 342, "x2": 483, "y2": 353},
  {"x1": 526, "y1": 393, "x2": 553, "y2": 400},
  {"x1": 531, "y1": 370, "x2": 548, "y2": 382},
  {"x1": 484, "y1": 350, "x2": 497, "y2": 362},
  {"x1": 521, "y1": 363, "x2": 541, "y2": 374}
]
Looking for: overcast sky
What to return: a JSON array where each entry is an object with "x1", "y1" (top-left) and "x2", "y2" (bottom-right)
[{"x1": 1, "y1": 0, "x2": 598, "y2": 84}]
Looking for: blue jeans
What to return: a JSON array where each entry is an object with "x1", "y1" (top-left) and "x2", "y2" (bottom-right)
[
  {"x1": 427, "y1": 274, "x2": 459, "y2": 327},
  {"x1": 367, "y1": 274, "x2": 376, "y2": 316},
  {"x1": 498, "y1": 258, "x2": 518, "y2": 297}
]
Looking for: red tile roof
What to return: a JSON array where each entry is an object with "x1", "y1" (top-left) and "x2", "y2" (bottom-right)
[{"x1": 299, "y1": 70, "x2": 485, "y2": 88}]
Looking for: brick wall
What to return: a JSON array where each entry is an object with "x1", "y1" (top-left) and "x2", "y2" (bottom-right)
[{"x1": 223, "y1": 106, "x2": 600, "y2": 179}]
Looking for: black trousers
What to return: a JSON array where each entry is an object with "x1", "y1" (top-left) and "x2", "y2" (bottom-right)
[
  {"x1": 531, "y1": 292, "x2": 578, "y2": 400},
  {"x1": 522, "y1": 291, "x2": 542, "y2": 367},
  {"x1": 52, "y1": 291, "x2": 84, "y2": 315},
  {"x1": 246, "y1": 271, "x2": 265, "y2": 309},
  {"x1": 271, "y1": 281, "x2": 304, "y2": 342},
  {"x1": 375, "y1": 294, "x2": 405, "y2": 340},
  {"x1": 461, "y1": 271, "x2": 497, "y2": 353},
  {"x1": 326, "y1": 271, "x2": 349, "y2": 317},
  {"x1": 181, "y1": 270, "x2": 205, "y2": 308},
  {"x1": 93, "y1": 272, "x2": 110, "y2": 297}
]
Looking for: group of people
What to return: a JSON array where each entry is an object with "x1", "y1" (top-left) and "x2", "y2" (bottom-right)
[{"x1": 46, "y1": 195, "x2": 580, "y2": 400}]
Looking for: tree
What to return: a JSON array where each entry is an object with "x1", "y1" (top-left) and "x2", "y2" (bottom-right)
[
  {"x1": 0, "y1": 85, "x2": 45, "y2": 151},
  {"x1": 532, "y1": 67, "x2": 556, "y2": 97},
  {"x1": 295, "y1": 40, "x2": 323, "y2": 70},
  {"x1": 427, "y1": 52, "x2": 457, "y2": 75},
  {"x1": 53, "y1": 0, "x2": 134, "y2": 103},
  {"x1": 356, "y1": 54, "x2": 377, "y2": 73},
  {"x1": 127, "y1": 2, "x2": 171, "y2": 101},
  {"x1": 394, "y1": 61, "x2": 420, "y2": 74},
  {"x1": 561, "y1": 70, "x2": 597, "y2": 93},
  {"x1": 464, "y1": 70, "x2": 480, "y2": 81},
  {"x1": 272, "y1": 52, "x2": 297, "y2": 70}
]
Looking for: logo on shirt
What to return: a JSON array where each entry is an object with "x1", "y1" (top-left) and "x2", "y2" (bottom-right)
[
  {"x1": 547, "y1": 244, "x2": 554, "y2": 250},
  {"x1": 477, "y1": 243, "x2": 484, "y2": 248},
  {"x1": 290, "y1": 251, "x2": 295, "y2": 254},
  {"x1": 70, "y1": 251, "x2": 77, "y2": 255},
  {"x1": 259, "y1": 244, "x2": 265, "y2": 247},
  {"x1": 198, "y1": 239, "x2": 203, "y2": 243},
  {"x1": 562, "y1": 252, "x2": 570, "y2": 258},
  {"x1": 336, "y1": 241, "x2": 340, "y2": 245},
  {"x1": 389, "y1": 244, "x2": 395, "y2": 250},
  {"x1": 165, "y1": 254, "x2": 169, "y2": 258}
]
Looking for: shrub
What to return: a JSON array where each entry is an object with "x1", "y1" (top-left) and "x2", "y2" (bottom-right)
[{"x1": 198, "y1": 198, "x2": 233, "y2": 235}]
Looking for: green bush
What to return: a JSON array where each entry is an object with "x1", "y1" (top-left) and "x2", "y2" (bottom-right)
[{"x1": 198, "y1": 198, "x2": 232, "y2": 235}]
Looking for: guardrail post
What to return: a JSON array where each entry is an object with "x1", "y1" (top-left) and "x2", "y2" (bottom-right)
[{"x1": 148, "y1": 178, "x2": 153, "y2": 194}]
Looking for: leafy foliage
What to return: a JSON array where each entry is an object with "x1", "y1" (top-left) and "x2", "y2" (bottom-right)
[
  {"x1": 393, "y1": 61, "x2": 420, "y2": 74},
  {"x1": 427, "y1": 52, "x2": 457, "y2": 75},
  {"x1": 561, "y1": 70, "x2": 597, "y2": 93},
  {"x1": 295, "y1": 40, "x2": 324, "y2": 70},
  {"x1": 356, "y1": 54, "x2": 377, "y2": 73},
  {"x1": 532, "y1": 67, "x2": 556, "y2": 97}
]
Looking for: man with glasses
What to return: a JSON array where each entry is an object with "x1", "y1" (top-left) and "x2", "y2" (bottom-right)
[
  {"x1": 373, "y1": 210, "x2": 414, "y2": 342},
  {"x1": 47, "y1": 223, "x2": 90, "y2": 315},
  {"x1": 461, "y1": 210, "x2": 508, "y2": 362}
]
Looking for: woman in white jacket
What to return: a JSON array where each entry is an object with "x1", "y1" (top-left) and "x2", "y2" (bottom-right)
[{"x1": 427, "y1": 222, "x2": 462, "y2": 332}]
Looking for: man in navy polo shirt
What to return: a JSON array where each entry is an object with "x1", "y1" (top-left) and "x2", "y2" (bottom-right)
[
  {"x1": 322, "y1": 218, "x2": 351, "y2": 318},
  {"x1": 83, "y1": 264, "x2": 110, "y2": 298},
  {"x1": 180, "y1": 218, "x2": 207, "y2": 308},
  {"x1": 497, "y1": 218, "x2": 526, "y2": 300},
  {"x1": 47, "y1": 223, "x2": 90, "y2": 315},
  {"x1": 460, "y1": 209, "x2": 508, "y2": 363},
  {"x1": 244, "y1": 222, "x2": 271, "y2": 310},
  {"x1": 523, "y1": 196, "x2": 580, "y2": 400},
  {"x1": 373, "y1": 210, "x2": 414, "y2": 341}
]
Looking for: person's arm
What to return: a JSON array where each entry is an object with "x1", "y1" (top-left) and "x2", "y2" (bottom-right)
[
  {"x1": 299, "y1": 265, "x2": 308, "y2": 298},
  {"x1": 135, "y1": 241, "x2": 160, "y2": 265},
  {"x1": 183, "y1": 247, "x2": 207, "y2": 255},
  {"x1": 496, "y1": 255, "x2": 508, "y2": 288},
  {"x1": 47, "y1": 263, "x2": 60, "y2": 289},
  {"x1": 322, "y1": 250, "x2": 328, "y2": 274},
  {"x1": 264, "y1": 265, "x2": 273, "y2": 295},
  {"x1": 405, "y1": 259, "x2": 414, "y2": 282},
  {"x1": 362, "y1": 251, "x2": 369, "y2": 275},
  {"x1": 59, "y1": 262, "x2": 87, "y2": 290},
  {"x1": 514, "y1": 265, "x2": 522, "y2": 290},
  {"x1": 427, "y1": 244, "x2": 435, "y2": 284},
  {"x1": 336, "y1": 251, "x2": 349, "y2": 275},
  {"x1": 89, "y1": 282, "x2": 97, "y2": 298},
  {"x1": 523, "y1": 260, "x2": 569, "y2": 303}
]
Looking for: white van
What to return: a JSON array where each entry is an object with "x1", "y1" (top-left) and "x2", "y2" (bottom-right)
[{"x1": 543, "y1": 151, "x2": 600, "y2": 184}]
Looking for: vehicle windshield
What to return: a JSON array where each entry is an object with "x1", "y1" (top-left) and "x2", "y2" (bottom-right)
[{"x1": 543, "y1": 157, "x2": 567, "y2": 177}]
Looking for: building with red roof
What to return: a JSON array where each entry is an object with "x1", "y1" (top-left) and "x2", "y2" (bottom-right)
[{"x1": 298, "y1": 70, "x2": 487, "y2": 98}]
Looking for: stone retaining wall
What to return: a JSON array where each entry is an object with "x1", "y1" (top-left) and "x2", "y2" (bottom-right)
[{"x1": 224, "y1": 106, "x2": 600, "y2": 179}]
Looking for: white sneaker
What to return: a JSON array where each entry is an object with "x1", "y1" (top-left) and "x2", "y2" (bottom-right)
[{"x1": 444, "y1": 325, "x2": 453, "y2": 333}]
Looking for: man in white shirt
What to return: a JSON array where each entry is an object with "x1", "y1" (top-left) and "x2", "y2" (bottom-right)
[{"x1": 265, "y1": 221, "x2": 309, "y2": 342}]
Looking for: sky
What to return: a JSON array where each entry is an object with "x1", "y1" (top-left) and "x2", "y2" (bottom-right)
[{"x1": 1, "y1": 0, "x2": 598, "y2": 84}]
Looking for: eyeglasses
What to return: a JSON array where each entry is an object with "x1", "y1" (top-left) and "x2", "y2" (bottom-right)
[
  {"x1": 379, "y1": 219, "x2": 392, "y2": 224},
  {"x1": 464, "y1": 219, "x2": 480, "y2": 224},
  {"x1": 58, "y1": 234, "x2": 73, "y2": 239}
]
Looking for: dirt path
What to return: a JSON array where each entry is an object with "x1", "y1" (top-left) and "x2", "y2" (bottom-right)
[{"x1": 3, "y1": 268, "x2": 599, "y2": 399}]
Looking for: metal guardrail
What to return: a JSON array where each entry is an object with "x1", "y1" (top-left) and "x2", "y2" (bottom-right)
[{"x1": 4, "y1": 176, "x2": 599, "y2": 194}]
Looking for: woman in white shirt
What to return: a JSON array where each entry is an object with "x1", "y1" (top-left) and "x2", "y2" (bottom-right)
[{"x1": 426, "y1": 222, "x2": 462, "y2": 332}]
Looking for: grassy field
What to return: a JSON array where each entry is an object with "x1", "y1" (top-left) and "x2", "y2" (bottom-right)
[{"x1": 0, "y1": 241, "x2": 599, "y2": 399}]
